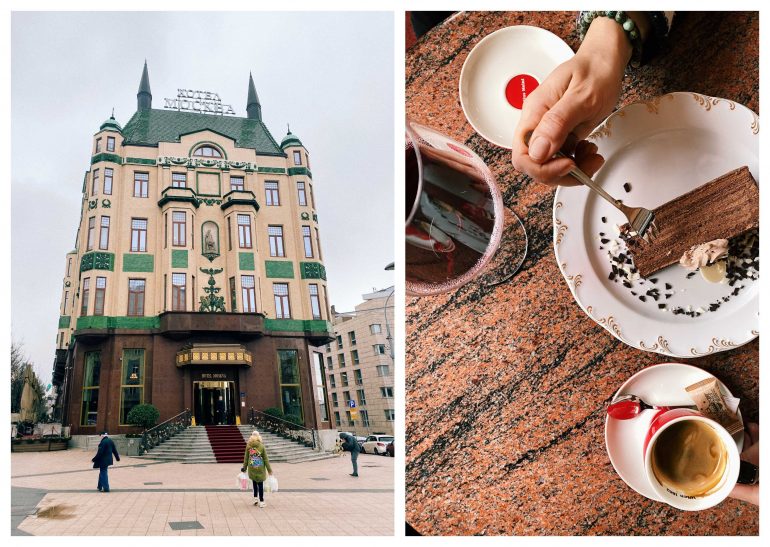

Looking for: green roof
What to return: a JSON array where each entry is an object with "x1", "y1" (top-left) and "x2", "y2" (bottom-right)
[
  {"x1": 100, "y1": 116, "x2": 122, "y2": 133},
  {"x1": 121, "y1": 109, "x2": 284, "y2": 156},
  {"x1": 281, "y1": 131, "x2": 303, "y2": 149}
]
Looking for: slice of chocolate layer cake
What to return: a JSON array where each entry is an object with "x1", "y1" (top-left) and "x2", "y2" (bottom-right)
[{"x1": 624, "y1": 166, "x2": 758, "y2": 277}]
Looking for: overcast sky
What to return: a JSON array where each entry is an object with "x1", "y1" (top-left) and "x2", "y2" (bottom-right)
[{"x1": 11, "y1": 11, "x2": 394, "y2": 384}]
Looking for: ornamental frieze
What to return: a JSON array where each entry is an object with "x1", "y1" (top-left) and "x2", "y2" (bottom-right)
[{"x1": 157, "y1": 156, "x2": 259, "y2": 171}]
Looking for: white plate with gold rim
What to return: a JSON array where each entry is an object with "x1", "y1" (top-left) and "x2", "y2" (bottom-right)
[
  {"x1": 553, "y1": 92, "x2": 759, "y2": 358},
  {"x1": 605, "y1": 363, "x2": 744, "y2": 503}
]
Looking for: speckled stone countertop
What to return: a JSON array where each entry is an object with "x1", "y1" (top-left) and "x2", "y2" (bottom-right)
[{"x1": 406, "y1": 11, "x2": 758, "y2": 536}]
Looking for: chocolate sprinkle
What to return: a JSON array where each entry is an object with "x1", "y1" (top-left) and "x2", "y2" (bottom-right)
[
  {"x1": 623, "y1": 182, "x2": 631, "y2": 192},
  {"x1": 601, "y1": 216, "x2": 607, "y2": 223}
]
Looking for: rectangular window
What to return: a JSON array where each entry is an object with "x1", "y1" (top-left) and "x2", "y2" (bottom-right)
[
  {"x1": 80, "y1": 351, "x2": 101, "y2": 425},
  {"x1": 106, "y1": 136, "x2": 115, "y2": 152},
  {"x1": 227, "y1": 216, "x2": 232, "y2": 250},
  {"x1": 348, "y1": 331, "x2": 357, "y2": 345},
  {"x1": 63, "y1": 290, "x2": 69, "y2": 314},
  {"x1": 357, "y1": 388, "x2": 367, "y2": 406},
  {"x1": 120, "y1": 349, "x2": 145, "y2": 425},
  {"x1": 332, "y1": 392, "x2": 338, "y2": 407},
  {"x1": 229, "y1": 277, "x2": 237, "y2": 312},
  {"x1": 334, "y1": 411, "x2": 341, "y2": 427},
  {"x1": 326, "y1": 356, "x2": 333, "y2": 369},
  {"x1": 309, "y1": 184, "x2": 316, "y2": 209},
  {"x1": 66, "y1": 257, "x2": 72, "y2": 277},
  {"x1": 95, "y1": 138, "x2": 101, "y2": 153},
  {"x1": 354, "y1": 369, "x2": 363, "y2": 386},
  {"x1": 172, "y1": 211, "x2": 186, "y2": 246},
  {"x1": 230, "y1": 176, "x2": 244, "y2": 192},
  {"x1": 86, "y1": 217, "x2": 96, "y2": 251},
  {"x1": 172, "y1": 273, "x2": 186, "y2": 311},
  {"x1": 338, "y1": 353, "x2": 346, "y2": 368},
  {"x1": 302, "y1": 226, "x2": 314, "y2": 258},
  {"x1": 336, "y1": 335, "x2": 343, "y2": 349},
  {"x1": 128, "y1": 279, "x2": 146, "y2": 316},
  {"x1": 381, "y1": 387, "x2": 394, "y2": 398},
  {"x1": 130, "y1": 218, "x2": 147, "y2": 252},
  {"x1": 341, "y1": 372, "x2": 348, "y2": 387},
  {"x1": 346, "y1": 411, "x2": 354, "y2": 426},
  {"x1": 94, "y1": 277, "x2": 106, "y2": 316},
  {"x1": 343, "y1": 390, "x2": 351, "y2": 404},
  {"x1": 268, "y1": 225, "x2": 284, "y2": 257},
  {"x1": 384, "y1": 409, "x2": 395, "y2": 422},
  {"x1": 293, "y1": 151, "x2": 302, "y2": 165},
  {"x1": 377, "y1": 364, "x2": 390, "y2": 377},
  {"x1": 103, "y1": 168, "x2": 113, "y2": 195},
  {"x1": 278, "y1": 350, "x2": 303, "y2": 421},
  {"x1": 314, "y1": 352, "x2": 329, "y2": 422},
  {"x1": 370, "y1": 324, "x2": 382, "y2": 334},
  {"x1": 329, "y1": 374, "x2": 336, "y2": 388},
  {"x1": 315, "y1": 228, "x2": 323, "y2": 260},
  {"x1": 92, "y1": 169, "x2": 99, "y2": 195},
  {"x1": 80, "y1": 278, "x2": 90, "y2": 316},
  {"x1": 297, "y1": 182, "x2": 307, "y2": 206},
  {"x1": 305, "y1": 153, "x2": 310, "y2": 169},
  {"x1": 241, "y1": 275, "x2": 256, "y2": 313},
  {"x1": 237, "y1": 214, "x2": 252, "y2": 249},
  {"x1": 309, "y1": 283, "x2": 321, "y2": 320},
  {"x1": 351, "y1": 349, "x2": 360, "y2": 365},
  {"x1": 273, "y1": 283, "x2": 291, "y2": 318},
  {"x1": 99, "y1": 216, "x2": 110, "y2": 250},
  {"x1": 360, "y1": 409, "x2": 370, "y2": 427},
  {"x1": 265, "y1": 181, "x2": 280, "y2": 206},
  {"x1": 171, "y1": 172, "x2": 186, "y2": 188},
  {"x1": 133, "y1": 172, "x2": 149, "y2": 198},
  {"x1": 373, "y1": 344, "x2": 386, "y2": 355}
]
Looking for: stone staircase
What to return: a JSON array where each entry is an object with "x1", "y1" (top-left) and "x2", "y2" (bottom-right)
[{"x1": 138, "y1": 425, "x2": 333, "y2": 464}]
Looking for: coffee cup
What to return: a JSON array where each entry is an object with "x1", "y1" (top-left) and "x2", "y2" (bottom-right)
[{"x1": 643, "y1": 408, "x2": 741, "y2": 510}]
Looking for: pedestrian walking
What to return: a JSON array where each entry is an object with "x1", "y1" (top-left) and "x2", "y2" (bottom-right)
[
  {"x1": 91, "y1": 431, "x2": 120, "y2": 492},
  {"x1": 242, "y1": 431, "x2": 272, "y2": 507},
  {"x1": 339, "y1": 432, "x2": 360, "y2": 477}
]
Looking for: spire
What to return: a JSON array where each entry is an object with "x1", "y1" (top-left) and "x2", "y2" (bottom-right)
[
  {"x1": 137, "y1": 60, "x2": 152, "y2": 111},
  {"x1": 246, "y1": 72, "x2": 262, "y2": 121}
]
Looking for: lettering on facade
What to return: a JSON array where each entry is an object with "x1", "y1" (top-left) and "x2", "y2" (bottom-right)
[
  {"x1": 200, "y1": 373, "x2": 228, "y2": 380},
  {"x1": 163, "y1": 89, "x2": 236, "y2": 116}
]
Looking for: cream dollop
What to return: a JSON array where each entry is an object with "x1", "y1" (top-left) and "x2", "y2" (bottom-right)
[{"x1": 679, "y1": 239, "x2": 729, "y2": 271}]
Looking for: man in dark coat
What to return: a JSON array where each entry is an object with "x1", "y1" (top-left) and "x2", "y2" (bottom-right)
[
  {"x1": 92, "y1": 431, "x2": 120, "y2": 492},
  {"x1": 339, "y1": 432, "x2": 361, "y2": 477}
]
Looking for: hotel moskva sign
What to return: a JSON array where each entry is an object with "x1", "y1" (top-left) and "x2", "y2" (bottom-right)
[{"x1": 164, "y1": 89, "x2": 236, "y2": 116}]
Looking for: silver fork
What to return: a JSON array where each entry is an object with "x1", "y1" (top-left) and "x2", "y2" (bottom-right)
[{"x1": 523, "y1": 132, "x2": 658, "y2": 241}]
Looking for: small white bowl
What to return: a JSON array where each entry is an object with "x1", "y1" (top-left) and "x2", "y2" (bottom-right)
[{"x1": 459, "y1": 25, "x2": 574, "y2": 149}]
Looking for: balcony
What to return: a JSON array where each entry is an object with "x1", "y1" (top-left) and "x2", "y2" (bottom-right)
[
  {"x1": 220, "y1": 190, "x2": 260, "y2": 213},
  {"x1": 158, "y1": 186, "x2": 200, "y2": 209},
  {"x1": 159, "y1": 311, "x2": 265, "y2": 339}
]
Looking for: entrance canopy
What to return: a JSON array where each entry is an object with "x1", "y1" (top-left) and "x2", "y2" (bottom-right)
[{"x1": 176, "y1": 343, "x2": 252, "y2": 367}]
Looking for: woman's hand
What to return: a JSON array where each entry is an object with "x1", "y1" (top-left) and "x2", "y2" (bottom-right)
[
  {"x1": 511, "y1": 16, "x2": 633, "y2": 186},
  {"x1": 729, "y1": 422, "x2": 759, "y2": 506}
]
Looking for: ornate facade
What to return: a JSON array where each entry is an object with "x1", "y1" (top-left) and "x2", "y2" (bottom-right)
[{"x1": 52, "y1": 63, "x2": 334, "y2": 436}]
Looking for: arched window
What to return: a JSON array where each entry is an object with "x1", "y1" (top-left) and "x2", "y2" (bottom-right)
[{"x1": 193, "y1": 145, "x2": 222, "y2": 158}]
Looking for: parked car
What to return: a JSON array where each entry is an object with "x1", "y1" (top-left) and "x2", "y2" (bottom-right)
[
  {"x1": 361, "y1": 435, "x2": 394, "y2": 455},
  {"x1": 386, "y1": 440, "x2": 394, "y2": 457}
]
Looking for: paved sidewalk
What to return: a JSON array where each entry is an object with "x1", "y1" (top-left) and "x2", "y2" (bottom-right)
[{"x1": 11, "y1": 449, "x2": 393, "y2": 536}]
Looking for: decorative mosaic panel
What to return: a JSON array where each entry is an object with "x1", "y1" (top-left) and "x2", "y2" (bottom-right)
[
  {"x1": 239, "y1": 252, "x2": 255, "y2": 271},
  {"x1": 123, "y1": 254, "x2": 154, "y2": 272},
  {"x1": 80, "y1": 252, "x2": 115, "y2": 272},
  {"x1": 300, "y1": 262, "x2": 326, "y2": 280},
  {"x1": 171, "y1": 250, "x2": 188, "y2": 268},
  {"x1": 58, "y1": 316, "x2": 71, "y2": 329},
  {"x1": 265, "y1": 260, "x2": 294, "y2": 279}
]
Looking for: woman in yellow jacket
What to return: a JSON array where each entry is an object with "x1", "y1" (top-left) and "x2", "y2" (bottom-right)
[{"x1": 242, "y1": 431, "x2": 273, "y2": 507}]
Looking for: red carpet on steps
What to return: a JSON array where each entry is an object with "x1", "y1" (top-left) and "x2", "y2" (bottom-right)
[{"x1": 205, "y1": 425, "x2": 247, "y2": 463}]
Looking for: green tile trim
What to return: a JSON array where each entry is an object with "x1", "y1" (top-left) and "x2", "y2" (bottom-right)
[
  {"x1": 58, "y1": 316, "x2": 71, "y2": 329},
  {"x1": 125, "y1": 157, "x2": 157, "y2": 165},
  {"x1": 239, "y1": 252, "x2": 255, "y2": 271},
  {"x1": 257, "y1": 167, "x2": 286, "y2": 174},
  {"x1": 122, "y1": 254, "x2": 154, "y2": 272},
  {"x1": 171, "y1": 250, "x2": 188, "y2": 268},
  {"x1": 287, "y1": 167, "x2": 312, "y2": 179},
  {"x1": 91, "y1": 153, "x2": 123, "y2": 165},
  {"x1": 80, "y1": 252, "x2": 115, "y2": 272},
  {"x1": 157, "y1": 194, "x2": 200, "y2": 208},
  {"x1": 265, "y1": 260, "x2": 294, "y2": 279},
  {"x1": 300, "y1": 262, "x2": 327, "y2": 280},
  {"x1": 76, "y1": 315, "x2": 160, "y2": 330},
  {"x1": 265, "y1": 319, "x2": 332, "y2": 333}
]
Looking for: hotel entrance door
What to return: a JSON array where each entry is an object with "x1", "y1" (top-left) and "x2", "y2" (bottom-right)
[{"x1": 193, "y1": 381, "x2": 237, "y2": 425}]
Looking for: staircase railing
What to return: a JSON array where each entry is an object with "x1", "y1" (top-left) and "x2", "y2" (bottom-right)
[
  {"x1": 138, "y1": 409, "x2": 192, "y2": 456},
  {"x1": 248, "y1": 408, "x2": 318, "y2": 450}
]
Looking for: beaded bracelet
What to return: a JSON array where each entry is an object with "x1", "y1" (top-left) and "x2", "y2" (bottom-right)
[{"x1": 578, "y1": 11, "x2": 644, "y2": 66}]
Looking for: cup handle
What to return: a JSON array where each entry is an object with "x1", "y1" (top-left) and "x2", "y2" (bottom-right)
[{"x1": 737, "y1": 460, "x2": 759, "y2": 485}]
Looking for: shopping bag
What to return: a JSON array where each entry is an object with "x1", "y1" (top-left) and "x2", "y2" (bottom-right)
[
  {"x1": 266, "y1": 475, "x2": 279, "y2": 493},
  {"x1": 237, "y1": 472, "x2": 249, "y2": 491}
]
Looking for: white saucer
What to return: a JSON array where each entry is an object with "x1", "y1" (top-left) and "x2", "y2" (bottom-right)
[
  {"x1": 604, "y1": 363, "x2": 744, "y2": 502},
  {"x1": 459, "y1": 25, "x2": 574, "y2": 148}
]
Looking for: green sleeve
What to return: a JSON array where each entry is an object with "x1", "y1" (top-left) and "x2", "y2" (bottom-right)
[
  {"x1": 243, "y1": 447, "x2": 249, "y2": 469},
  {"x1": 263, "y1": 447, "x2": 272, "y2": 474}
]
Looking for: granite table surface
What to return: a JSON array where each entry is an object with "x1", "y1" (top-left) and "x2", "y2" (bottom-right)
[{"x1": 405, "y1": 11, "x2": 759, "y2": 536}]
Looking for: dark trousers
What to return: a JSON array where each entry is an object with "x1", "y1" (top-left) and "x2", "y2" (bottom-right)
[
  {"x1": 252, "y1": 480, "x2": 264, "y2": 501},
  {"x1": 97, "y1": 467, "x2": 110, "y2": 492},
  {"x1": 351, "y1": 451, "x2": 359, "y2": 475}
]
